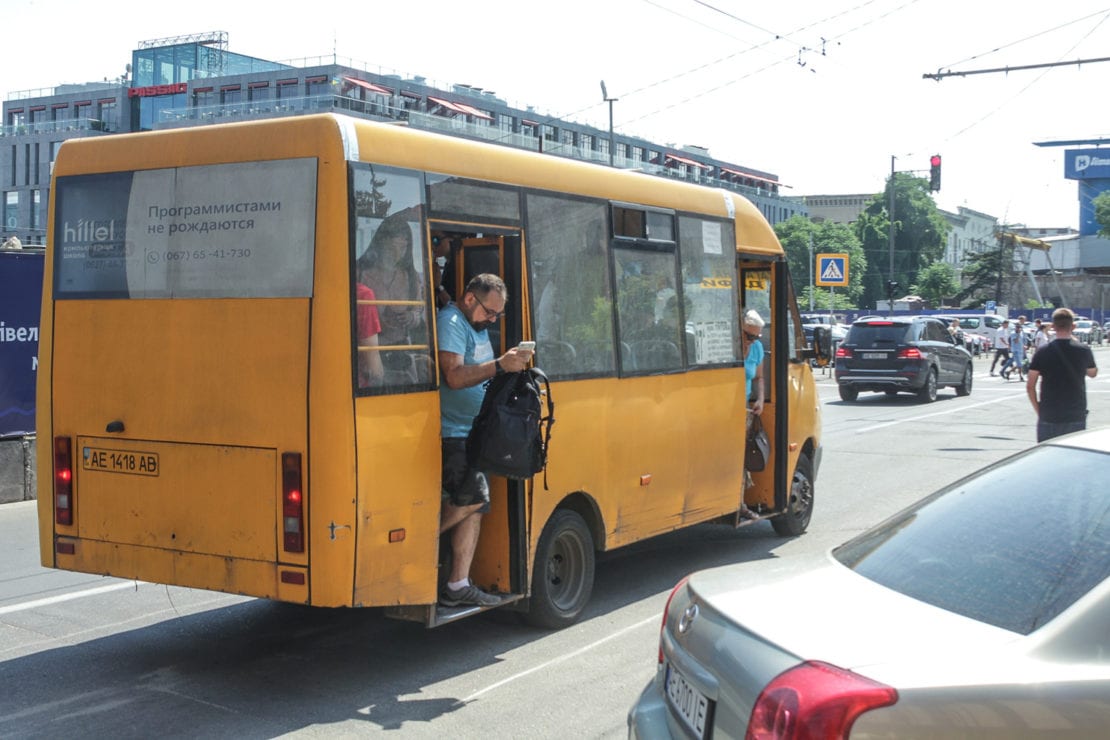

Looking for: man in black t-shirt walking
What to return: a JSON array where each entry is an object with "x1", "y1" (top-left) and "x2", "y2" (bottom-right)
[{"x1": 1027, "y1": 307, "x2": 1098, "y2": 442}]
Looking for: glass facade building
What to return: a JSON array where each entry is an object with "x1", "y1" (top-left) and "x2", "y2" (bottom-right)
[{"x1": 1, "y1": 31, "x2": 805, "y2": 246}]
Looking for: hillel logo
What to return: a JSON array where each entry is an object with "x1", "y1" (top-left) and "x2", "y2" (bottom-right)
[{"x1": 62, "y1": 218, "x2": 118, "y2": 243}]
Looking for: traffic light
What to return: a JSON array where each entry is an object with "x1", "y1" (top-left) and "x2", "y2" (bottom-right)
[
  {"x1": 886, "y1": 280, "x2": 899, "y2": 297},
  {"x1": 929, "y1": 154, "x2": 942, "y2": 192}
]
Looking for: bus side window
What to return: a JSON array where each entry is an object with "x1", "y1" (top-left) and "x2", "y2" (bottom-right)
[
  {"x1": 678, "y1": 216, "x2": 739, "y2": 366},
  {"x1": 525, "y1": 194, "x2": 615, "y2": 379},
  {"x1": 351, "y1": 165, "x2": 432, "y2": 394}
]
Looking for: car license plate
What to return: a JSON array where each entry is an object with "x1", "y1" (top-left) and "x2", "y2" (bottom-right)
[
  {"x1": 82, "y1": 447, "x2": 160, "y2": 477},
  {"x1": 863, "y1": 352, "x2": 885, "y2": 359},
  {"x1": 665, "y1": 662, "x2": 712, "y2": 739}
]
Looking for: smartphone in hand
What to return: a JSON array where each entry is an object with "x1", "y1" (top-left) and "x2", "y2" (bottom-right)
[{"x1": 518, "y1": 341, "x2": 536, "y2": 352}]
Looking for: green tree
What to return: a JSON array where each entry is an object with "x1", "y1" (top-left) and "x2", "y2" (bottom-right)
[
  {"x1": 855, "y1": 173, "x2": 949, "y2": 309},
  {"x1": 956, "y1": 236, "x2": 1012, "y2": 307},
  {"x1": 1094, "y1": 190, "x2": 1110, "y2": 239},
  {"x1": 774, "y1": 216, "x2": 866, "y2": 310},
  {"x1": 911, "y1": 262, "x2": 959, "y2": 307}
]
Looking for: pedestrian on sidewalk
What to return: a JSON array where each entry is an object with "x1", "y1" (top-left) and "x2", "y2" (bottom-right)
[{"x1": 1026, "y1": 308, "x2": 1098, "y2": 442}]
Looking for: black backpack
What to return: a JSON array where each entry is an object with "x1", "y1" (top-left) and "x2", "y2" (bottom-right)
[{"x1": 466, "y1": 368, "x2": 554, "y2": 484}]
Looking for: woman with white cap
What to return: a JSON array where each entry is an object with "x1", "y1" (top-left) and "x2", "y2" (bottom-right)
[{"x1": 742, "y1": 309, "x2": 766, "y2": 417}]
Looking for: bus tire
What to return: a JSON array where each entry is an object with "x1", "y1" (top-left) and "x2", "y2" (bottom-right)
[
  {"x1": 525, "y1": 509, "x2": 595, "y2": 629},
  {"x1": 772, "y1": 453, "x2": 814, "y2": 537}
]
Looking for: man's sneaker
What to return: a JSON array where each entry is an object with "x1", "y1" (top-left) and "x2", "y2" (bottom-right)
[{"x1": 440, "y1": 583, "x2": 500, "y2": 607}]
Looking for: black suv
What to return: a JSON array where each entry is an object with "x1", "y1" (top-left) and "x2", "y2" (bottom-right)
[{"x1": 834, "y1": 316, "x2": 974, "y2": 403}]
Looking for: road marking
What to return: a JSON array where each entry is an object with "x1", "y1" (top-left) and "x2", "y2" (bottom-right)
[
  {"x1": 855, "y1": 394, "x2": 1024, "y2": 434},
  {"x1": 461, "y1": 614, "x2": 658, "y2": 703},
  {"x1": 0, "y1": 581, "x2": 137, "y2": 615}
]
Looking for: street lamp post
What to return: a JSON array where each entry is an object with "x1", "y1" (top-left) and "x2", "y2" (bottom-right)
[{"x1": 600, "y1": 80, "x2": 617, "y2": 167}]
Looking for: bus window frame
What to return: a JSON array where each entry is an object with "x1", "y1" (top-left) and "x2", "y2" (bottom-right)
[{"x1": 348, "y1": 161, "x2": 435, "y2": 398}]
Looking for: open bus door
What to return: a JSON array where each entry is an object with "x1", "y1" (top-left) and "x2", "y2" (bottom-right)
[{"x1": 397, "y1": 224, "x2": 531, "y2": 627}]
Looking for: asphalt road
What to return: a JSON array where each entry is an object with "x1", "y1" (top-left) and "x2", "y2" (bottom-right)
[{"x1": 2, "y1": 347, "x2": 1108, "y2": 738}]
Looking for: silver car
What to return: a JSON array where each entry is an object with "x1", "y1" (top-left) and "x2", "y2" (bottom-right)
[{"x1": 629, "y1": 428, "x2": 1110, "y2": 738}]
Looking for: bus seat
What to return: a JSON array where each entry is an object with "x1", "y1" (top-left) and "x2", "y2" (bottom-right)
[
  {"x1": 630, "y1": 340, "x2": 681, "y2": 372},
  {"x1": 620, "y1": 341, "x2": 635, "y2": 371},
  {"x1": 575, "y1": 341, "x2": 617, "y2": 374},
  {"x1": 537, "y1": 341, "x2": 576, "y2": 376}
]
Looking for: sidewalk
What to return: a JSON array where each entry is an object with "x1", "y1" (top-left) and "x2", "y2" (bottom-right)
[{"x1": 0, "y1": 436, "x2": 35, "y2": 504}]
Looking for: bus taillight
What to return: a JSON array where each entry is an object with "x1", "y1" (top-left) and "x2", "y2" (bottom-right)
[
  {"x1": 282, "y1": 452, "x2": 305, "y2": 553},
  {"x1": 54, "y1": 436, "x2": 74, "y2": 526}
]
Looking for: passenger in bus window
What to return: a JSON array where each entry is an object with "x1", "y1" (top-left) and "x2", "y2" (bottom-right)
[
  {"x1": 355, "y1": 268, "x2": 384, "y2": 388},
  {"x1": 742, "y1": 309, "x2": 765, "y2": 416},
  {"x1": 437, "y1": 274, "x2": 533, "y2": 607},
  {"x1": 361, "y1": 215, "x2": 426, "y2": 349}
]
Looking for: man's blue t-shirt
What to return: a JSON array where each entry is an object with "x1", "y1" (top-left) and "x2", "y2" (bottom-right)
[
  {"x1": 437, "y1": 302, "x2": 495, "y2": 438},
  {"x1": 744, "y1": 339, "x2": 764, "y2": 399}
]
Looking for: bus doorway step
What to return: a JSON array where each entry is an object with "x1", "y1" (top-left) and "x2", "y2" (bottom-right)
[{"x1": 384, "y1": 593, "x2": 526, "y2": 628}]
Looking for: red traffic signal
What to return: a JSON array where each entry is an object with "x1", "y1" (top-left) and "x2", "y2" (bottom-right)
[{"x1": 929, "y1": 154, "x2": 942, "y2": 191}]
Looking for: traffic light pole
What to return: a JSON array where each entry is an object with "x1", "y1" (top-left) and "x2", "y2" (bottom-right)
[{"x1": 888, "y1": 155, "x2": 896, "y2": 317}]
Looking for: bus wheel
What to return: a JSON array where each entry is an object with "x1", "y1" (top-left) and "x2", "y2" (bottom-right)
[
  {"x1": 525, "y1": 509, "x2": 595, "y2": 629},
  {"x1": 772, "y1": 453, "x2": 814, "y2": 537}
]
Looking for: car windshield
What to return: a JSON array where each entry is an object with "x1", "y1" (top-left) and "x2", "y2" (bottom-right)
[
  {"x1": 847, "y1": 323, "x2": 912, "y2": 345},
  {"x1": 1076, "y1": 321, "x2": 1092, "y2": 329},
  {"x1": 834, "y1": 444, "x2": 1110, "y2": 635}
]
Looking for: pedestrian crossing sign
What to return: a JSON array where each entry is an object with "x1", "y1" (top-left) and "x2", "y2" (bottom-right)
[{"x1": 816, "y1": 253, "x2": 849, "y2": 287}]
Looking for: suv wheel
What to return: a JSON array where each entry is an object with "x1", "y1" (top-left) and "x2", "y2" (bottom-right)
[
  {"x1": 838, "y1": 385, "x2": 858, "y2": 402},
  {"x1": 917, "y1": 368, "x2": 938, "y2": 403},
  {"x1": 955, "y1": 364, "x2": 973, "y2": 397}
]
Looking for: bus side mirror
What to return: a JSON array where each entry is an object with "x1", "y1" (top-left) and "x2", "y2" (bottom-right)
[{"x1": 810, "y1": 325, "x2": 832, "y2": 367}]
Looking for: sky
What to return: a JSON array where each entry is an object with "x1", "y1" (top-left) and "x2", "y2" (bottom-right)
[{"x1": 5, "y1": 0, "x2": 1110, "y2": 229}]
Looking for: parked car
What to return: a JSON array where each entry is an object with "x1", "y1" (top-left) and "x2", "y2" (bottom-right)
[
  {"x1": 834, "y1": 316, "x2": 974, "y2": 402},
  {"x1": 628, "y1": 428, "x2": 1110, "y2": 739},
  {"x1": 1074, "y1": 319, "x2": 1104, "y2": 345}
]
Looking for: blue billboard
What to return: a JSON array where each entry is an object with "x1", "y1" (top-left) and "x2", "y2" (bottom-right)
[
  {"x1": 0, "y1": 250, "x2": 43, "y2": 437},
  {"x1": 1065, "y1": 149, "x2": 1110, "y2": 237}
]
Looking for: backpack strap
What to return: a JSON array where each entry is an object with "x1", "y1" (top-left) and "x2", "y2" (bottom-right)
[{"x1": 530, "y1": 367, "x2": 555, "y2": 490}]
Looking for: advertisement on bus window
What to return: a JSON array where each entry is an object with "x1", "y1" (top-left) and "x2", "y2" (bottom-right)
[{"x1": 52, "y1": 158, "x2": 318, "y2": 299}]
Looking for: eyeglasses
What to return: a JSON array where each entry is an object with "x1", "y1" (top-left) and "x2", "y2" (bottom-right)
[
  {"x1": 743, "y1": 331, "x2": 761, "y2": 341},
  {"x1": 473, "y1": 293, "x2": 506, "y2": 320}
]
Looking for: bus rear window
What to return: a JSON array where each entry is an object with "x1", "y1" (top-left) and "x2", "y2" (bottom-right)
[{"x1": 52, "y1": 158, "x2": 317, "y2": 299}]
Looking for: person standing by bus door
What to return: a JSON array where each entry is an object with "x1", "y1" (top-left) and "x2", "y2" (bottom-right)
[
  {"x1": 740, "y1": 309, "x2": 766, "y2": 519},
  {"x1": 1026, "y1": 308, "x2": 1098, "y2": 443},
  {"x1": 436, "y1": 273, "x2": 533, "y2": 607}
]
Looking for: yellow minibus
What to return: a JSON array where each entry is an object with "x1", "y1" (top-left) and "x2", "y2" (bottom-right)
[{"x1": 38, "y1": 114, "x2": 824, "y2": 628}]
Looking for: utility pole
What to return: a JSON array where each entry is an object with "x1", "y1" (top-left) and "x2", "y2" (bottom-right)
[
  {"x1": 888, "y1": 155, "x2": 896, "y2": 317},
  {"x1": 600, "y1": 81, "x2": 617, "y2": 167},
  {"x1": 808, "y1": 231, "x2": 814, "y2": 311}
]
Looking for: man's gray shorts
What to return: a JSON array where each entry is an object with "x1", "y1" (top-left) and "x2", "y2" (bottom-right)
[{"x1": 441, "y1": 437, "x2": 490, "y2": 511}]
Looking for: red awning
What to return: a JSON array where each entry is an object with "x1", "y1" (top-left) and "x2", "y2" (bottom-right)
[
  {"x1": 427, "y1": 96, "x2": 467, "y2": 114},
  {"x1": 720, "y1": 166, "x2": 778, "y2": 184},
  {"x1": 453, "y1": 102, "x2": 494, "y2": 121},
  {"x1": 666, "y1": 153, "x2": 710, "y2": 169},
  {"x1": 343, "y1": 76, "x2": 391, "y2": 95}
]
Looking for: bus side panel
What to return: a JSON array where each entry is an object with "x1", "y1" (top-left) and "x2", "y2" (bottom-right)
[
  {"x1": 532, "y1": 371, "x2": 745, "y2": 552},
  {"x1": 352, "y1": 393, "x2": 441, "y2": 606}
]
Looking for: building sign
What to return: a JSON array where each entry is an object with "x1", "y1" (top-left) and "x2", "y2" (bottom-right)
[
  {"x1": 816, "y1": 253, "x2": 849, "y2": 287},
  {"x1": 128, "y1": 83, "x2": 188, "y2": 98},
  {"x1": 0, "y1": 251, "x2": 43, "y2": 437},
  {"x1": 1064, "y1": 149, "x2": 1110, "y2": 180}
]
